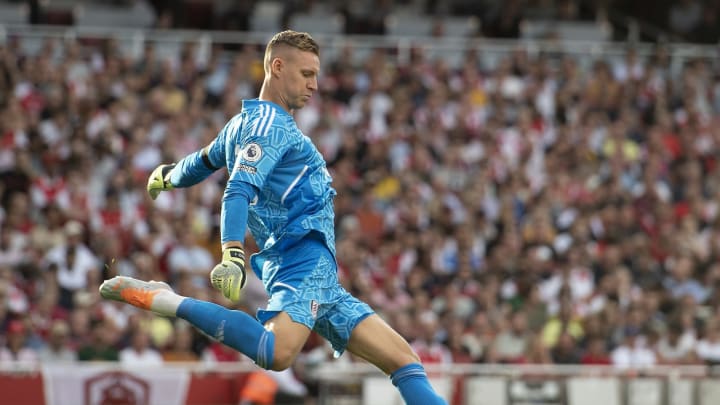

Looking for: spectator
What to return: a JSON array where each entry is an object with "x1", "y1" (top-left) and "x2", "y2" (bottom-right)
[
  {"x1": 161, "y1": 322, "x2": 200, "y2": 362},
  {"x1": 411, "y1": 311, "x2": 452, "y2": 366},
  {"x1": 0, "y1": 225, "x2": 26, "y2": 268},
  {"x1": 696, "y1": 321, "x2": 720, "y2": 365},
  {"x1": 580, "y1": 336, "x2": 611, "y2": 365},
  {"x1": 371, "y1": 275, "x2": 412, "y2": 316},
  {"x1": 524, "y1": 335, "x2": 553, "y2": 364},
  {"x1": 77, "y1": 320, "x2": 120, "y2": 362},
  {"x1": 43, "y1": 220, "x2": 99, "y2": 309},
  {"x1": 656, "y1": 319, "x2": 697, "y2": 364},
  {"x1": 541, "y1": 299, "x2": 584, "y2": 348},
  {"x1": 148, "y1": 62, "x2": 188, "y2": 117},
  {"x1": 0, "y1": 266, "x2": 29, "y2": 317},
  {"x1": 28, "y1": 287, "x2": 68, "y2": 339},
  {"x1": 523, "y1": 285, "x2": 548, "y2": 333},
  {"x1": 37, "y1": 320, "x2": 76, "y2": 363},
  {"x1": 611, "y1": 326, "x2": 657, "y2": 369},
  {"x1": 166, "y1": 224, "x2": 215, "y2": 287},
  {"x1": 492, "y1": 310, "x2": 531, "y2": 363},
  {"x1": 445, "y1": 317, "x2": 476, "y2": 363},
  {"x1": 0, "y1": 320, "x2": 38, "y2": 365},
  {"x1": 29, "y1": 204, "x2": 67, "y2": 253},
  {"x1": 538, "y1": 254, "x2": 594, "y2": 315},
  {"x1": 551, "y1": 332, "x2": 582, "y2": 364},
  {"x1": 119, "y1": 328, "x2": 163, "y2": 366},
  {"x1": 663, "y1": 255, "x2": 709, "y2": 303}
]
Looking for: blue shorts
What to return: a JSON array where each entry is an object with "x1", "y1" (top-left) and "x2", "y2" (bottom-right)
[{"x1": 254, "y1": 236, "x2": 374, "y2": 356}]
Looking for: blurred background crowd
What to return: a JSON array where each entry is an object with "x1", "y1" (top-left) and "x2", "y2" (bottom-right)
[
  {"x1": 2, "y1": 0, "x2": 720, "y2": 403},
  {"x1": 5, "y1": 0, "x2": 720, "y2": 42}
]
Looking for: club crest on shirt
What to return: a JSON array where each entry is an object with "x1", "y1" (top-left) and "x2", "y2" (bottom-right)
[
  {"x1": 310, "y1": 300, "x2": 319, "y2": 319},
  {"x1": 241, "y1": 143, "x2": 263, "y2": 162}
]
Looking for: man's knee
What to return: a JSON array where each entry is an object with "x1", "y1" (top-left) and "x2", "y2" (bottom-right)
[
  {"x1": 372, "y1": 343, "x2": 422, "y2": 375},
  {"x1": 388, "y1": 349, "x2": 421, "y2": 373},
  {"x1": 269, "y1": 347, "x2": 297, "y2": 371},
  {"x1": 407, "y1": 350, "x2": 421, "y2": 365},
  {"x1": 346, "y1": 314, "x2": 424, "y2": 375},
  {"x1": 262, "y1": 311, "x2": 311, "y2": 371}
]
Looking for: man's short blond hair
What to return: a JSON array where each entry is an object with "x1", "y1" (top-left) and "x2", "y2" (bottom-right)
[{"x1": 264, "y1": 30, "x2": 319, "y2": 72}]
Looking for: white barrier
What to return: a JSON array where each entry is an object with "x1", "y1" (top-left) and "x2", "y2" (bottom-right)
[
  {"x1": 668, "y1": 378, "x2": 694, "y2": 405},
  {"x1": 567, "y1": 378, "x2": 621, "y2": 405},
  {"x1": 465, "y1": 376, "x2": 507, "y2": 405},
  {"x1": 698, "y1": 379, "x2": 720, "y2": 405},
  {"x1": 627, "y1": 378, "x2": 662, "y2": 405},
  {"x1": 314, "y1": 363, "x2": 718, "y2": 405},
  {"x1": 0, "y1": 362, "x2": 718, "y2": 404},
  {"x1": 362, "y1": 376, "x2": 452, "y2": 405}
]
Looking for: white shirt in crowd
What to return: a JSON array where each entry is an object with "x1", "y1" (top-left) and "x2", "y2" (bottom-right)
[
  {"x1": 44, "y1": 243, "x2": 98, "y2": 291},
  {"x1": 611, "y1": 341, "x2": 657, "y2": 369},
  {"x1": 119, "y1": 347, "x2": 163, "y2": 367},
  {"x1": 0, "y1": 347, "x2": 39, "y2": 365},
  {"x1": 696, "y1": 338, "x2": 720, "y2": 362}
]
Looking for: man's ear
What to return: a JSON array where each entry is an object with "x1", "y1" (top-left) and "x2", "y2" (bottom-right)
[{"x1": 271, "y1": 57, "x2": 283, "y2": 77}]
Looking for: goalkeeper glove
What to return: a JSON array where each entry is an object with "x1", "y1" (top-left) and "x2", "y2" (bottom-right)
[
  {"x1": 147, "y1": 163, "x2": 176, "y2": 200},
  {"x1": 210, "y1": 247, "x2": 247, "y2": 302}
]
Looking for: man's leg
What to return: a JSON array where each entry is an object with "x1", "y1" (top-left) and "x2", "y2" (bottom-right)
[
  {"x1": 99, "y1": 276, "x2": 310, "y2": 371},
  {"x1": 261, "y1": 312, "x2": 312, "y2": 370},
  {"x1": 346, "y1": 314, "x2": 448, "y2": 405}
]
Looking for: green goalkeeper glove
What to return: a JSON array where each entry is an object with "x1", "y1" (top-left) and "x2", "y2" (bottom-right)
[
  {"x1": 210, "y1": 247, "x2": 247, "y2": 302},
  {"x1": 147, "y1": 163, "x2": 176, "y2": 200}
]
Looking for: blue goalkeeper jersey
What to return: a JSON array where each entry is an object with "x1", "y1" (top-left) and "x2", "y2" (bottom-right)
[
  {"x1": 173, "y1": 99, "x2": 336, "y2": 282},
  {"x1": 206, "y1": 100, "x2": 337, "y2": 261}
]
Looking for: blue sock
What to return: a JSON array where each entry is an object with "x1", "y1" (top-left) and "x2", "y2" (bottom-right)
[
  {"x1": 176, "y1": 298, "x2": 275, "y2": 369},
  {"x1": 391, "y1": 363, "x2": 447, "y2": 405}
]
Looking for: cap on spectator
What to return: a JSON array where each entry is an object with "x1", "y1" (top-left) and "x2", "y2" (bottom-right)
[
  {"x1": 49, "y1": 320, "x2": 70, "y2": 337},
  {"x1": 74, "y1": 291, "x2": 94, "y2": 308},
  {"x1": 64, "y1": 220, "x2": 84, "y2": 237}
]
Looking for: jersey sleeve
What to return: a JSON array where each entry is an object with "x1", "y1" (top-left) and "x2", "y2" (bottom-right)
[
  {"x1": 220, "y1": 112, "x2": 289, "y2": 244},
  {"x1": 169, "y1": 126, "x2": 227, "y2": 188},
  {"x1": 221, "y1": 181, "x2": 255, "y2": 244},
  {"x1": 204, "y1": 129, "x2": 227, "y2": 169}
]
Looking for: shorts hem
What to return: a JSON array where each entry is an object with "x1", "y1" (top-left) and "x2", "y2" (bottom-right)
[
  {"x1": 328, "y1": 310, "x2": 375, "y2": 357},
  {"x1": 256, "y1": 308, "x2": 314, "y2": 330}
]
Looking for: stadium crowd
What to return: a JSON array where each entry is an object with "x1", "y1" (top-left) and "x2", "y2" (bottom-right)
[{"x1": 2, "y1": 31, "x2": 720, "y2": 401}]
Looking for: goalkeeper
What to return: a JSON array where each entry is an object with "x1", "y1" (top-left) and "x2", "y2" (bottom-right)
[{"x1": 100, "y1": 30, "x2": 446, "y2": 405}]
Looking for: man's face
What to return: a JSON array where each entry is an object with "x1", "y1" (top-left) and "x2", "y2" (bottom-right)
[{"x1": 275, "y1": 48, "x2": 319, "y2": 111}]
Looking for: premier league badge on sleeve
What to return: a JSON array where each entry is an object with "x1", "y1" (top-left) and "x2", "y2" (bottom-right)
[{"x1": 241, "y1": 143, "x2": 263, "y2": 162}]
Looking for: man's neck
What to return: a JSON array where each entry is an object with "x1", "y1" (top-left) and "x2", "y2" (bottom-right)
[{"x1": 258, "y1": 81, "x2": 290, "y2": 113}]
